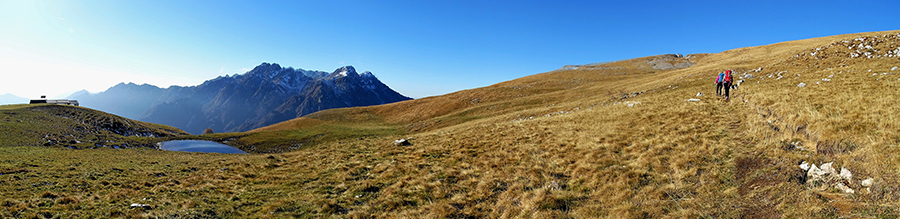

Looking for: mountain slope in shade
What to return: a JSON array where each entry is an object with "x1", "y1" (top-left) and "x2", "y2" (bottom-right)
[
  {"x1": 68, "y1": 83, "x2": 167, "y2": 119},
  {"x1": 71, "y1": 63, "x2": 411, "y2": 134}
]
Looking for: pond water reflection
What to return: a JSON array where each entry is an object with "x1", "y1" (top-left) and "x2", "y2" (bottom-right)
[{"x1": 158, "y1": 140, "x2": 247, "y2": 154}]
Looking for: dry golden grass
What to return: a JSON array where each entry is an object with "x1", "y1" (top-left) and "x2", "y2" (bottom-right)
[
  {"x1": 246, "y1": 30, "x2": 900, "y2": 217},
  {"x1": 4, "y1": 30, "x2": 900, "y2": 218}
]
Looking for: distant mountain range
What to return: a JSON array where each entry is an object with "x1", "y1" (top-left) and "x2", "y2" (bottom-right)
[
  {"x1": 70, "y1": 63, "x2": 411, "y2": 134},
  {"x1": 0, "y1": 93, "x2": 29, "y2": 105}
]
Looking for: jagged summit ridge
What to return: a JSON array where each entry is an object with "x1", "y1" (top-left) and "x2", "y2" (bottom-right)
[
  {"x1": 70, "y1": 62, "x2": 412, "y2": 134},
  {"x1": 245, "y1": 63, "x2": 366, "y2": 80},
  {"x1": 328, "y1": 66, "x2": 360, "y2": 79}
]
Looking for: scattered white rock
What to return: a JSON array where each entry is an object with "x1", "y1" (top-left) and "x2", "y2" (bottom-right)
[
  {"x1": 394, "y1": 139, "x2": 411, "y2": 146},
  {"x1": 836, "y1": 182, "x2": 855, "y2": 194},
  {"x1": 862, "y1": 178, "x2": 874, "y2": 187},
  {"x1": 801, "y1": 161, "x2": 870, "y2": 193},
  {"x1": 130, "y1": 203, "x2": 152, "y2": 210},
  {"x1": 840, "y1": 168, "x2": 852, "y2": 182},
  {"x1": 892, "y1": 66, "x2": 898, "y2": 71},
  {"x1": 808, "y1": 164, "x2": 825, "y2": 177},
  {"x1": 820, "y1": 162, "x2": 837, "y2": 176},
  {"x1": 624, "y1": 101, "x2": 641, "y2": 107},
  {"x1": 822, "y1": 78, "x2": 831, "y2": 82},
  {"x1": 797, "y1": 83, "x2": 806, "y2": 88},
  {"x1": 687, "y1": 98, "x2": 700, "y2": 102}
]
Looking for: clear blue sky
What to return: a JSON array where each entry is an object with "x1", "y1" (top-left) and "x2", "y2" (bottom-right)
[{"x1": 1, "y1": 0, "x2": 898, "y2": 99}]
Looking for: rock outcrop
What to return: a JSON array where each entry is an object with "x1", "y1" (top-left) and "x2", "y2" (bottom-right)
[{"x1": 647, "y1": 54, "x2": 695, "y2": 70}]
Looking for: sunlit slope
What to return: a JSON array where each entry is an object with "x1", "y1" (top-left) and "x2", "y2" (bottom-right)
[
  {"x1": 254, "y1": 53, "x2": 704, "y2": 134},
  {"x1": 245, "y1": 30, "x2": 900, "y2": 217},
  {"x1": 0, "y1": 104, "x2": 188, "y2": 147},
  {"x1": 257, "y1": 30, "x2": 889, "y2": 134},
  {"x1": 259, "y1": 30, "x2": 899, "y2": 143}
]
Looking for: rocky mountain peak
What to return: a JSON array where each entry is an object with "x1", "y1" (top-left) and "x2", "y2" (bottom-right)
[
  {"x1": 247, "y1": 62, "x2": 284, "y2": 78},
  {"x1": 331, "y1": 66, "x2": 359, "y2": 78},
  {"x1": 74, "y1": 62, "x2": 411, "y2": 134}
]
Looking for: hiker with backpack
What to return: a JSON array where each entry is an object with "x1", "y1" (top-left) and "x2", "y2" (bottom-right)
[
  {"x1": 723, "y1": 69, "x2": 734, "y2": 100},
  {"x1": 715, "y1": 71, "x2": 725, "y2": 96}
]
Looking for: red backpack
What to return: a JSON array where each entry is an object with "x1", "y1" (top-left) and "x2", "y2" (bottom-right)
[{"x1": 724, "y1": 70, "x2": 733, "y2": 83}]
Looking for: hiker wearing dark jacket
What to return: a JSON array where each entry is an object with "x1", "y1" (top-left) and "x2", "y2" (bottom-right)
[
  {"x1": 723, "y1": 70, "x2": 733, "y2": 100},
  {"x1": 715, "y1": 71, "x2": 725, "y2": 96}
]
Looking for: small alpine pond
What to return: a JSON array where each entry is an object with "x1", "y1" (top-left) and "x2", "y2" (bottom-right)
[{"x1": 158, "y1": 140, "x2": 247, "y2": 154}]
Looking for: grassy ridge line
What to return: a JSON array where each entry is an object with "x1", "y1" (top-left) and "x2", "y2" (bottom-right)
[
  {"x1": 257, "y1": 54, "x2": 700, "y2": 136},
  {"x1": 0, "y1": 104, "x2": 188, "y2": 148}
]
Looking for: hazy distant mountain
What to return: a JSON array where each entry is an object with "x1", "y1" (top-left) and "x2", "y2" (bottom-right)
[
  {"x1": 0, "y1": 93, "x2": 29, "y2": 105},
  {"x1": 70, "y1": 63, "x2": 411, "y2": 134},
  {"x1": 68, "y1": 83, "x2": 166, "y2": 119}
]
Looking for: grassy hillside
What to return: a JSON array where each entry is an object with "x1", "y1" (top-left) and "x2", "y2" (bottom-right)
[
  {"x1": 0, "y1": 104, "x2": 188, "y2": 148},
  {"x1": 0, "y1": 103, "x2": 374, "y2": 154},
  {"x1": 3, "y1": 30, "x2": 900, "y2": 218}
]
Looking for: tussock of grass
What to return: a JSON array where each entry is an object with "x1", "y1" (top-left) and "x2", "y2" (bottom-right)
[{"x1": 4, "y1": 30, "x2": 900, "y2": 217}]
